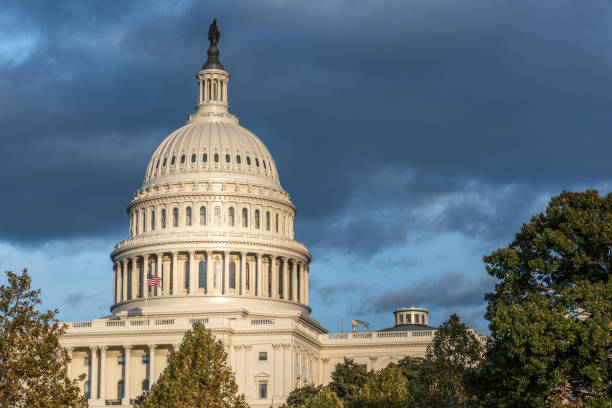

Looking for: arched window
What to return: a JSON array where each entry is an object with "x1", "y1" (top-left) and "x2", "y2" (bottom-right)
[
  {"x1": 246, "y1": 262, "x2": 250, "y2": 291},
  {"x1": 255, "y1": 158, "x2": 260, "y2": 167},
  {"x1": 135, "y1": 211, "x2": 139, "y2": 235},
  {"x1": 246, "y1": 156, "x2": 251, "y2": 166},
  {"x1": 275, "y1": 213, "x2": 279, "y2": 233},
  {"x1": 225, "y1": 153, "x2": 230, "y2": 163},
  {"x1": 208, "y1": 80, "x2": 211, "y2": 101},
  {"x1": 151, "y1": 210, "x2": 155, "y2": 230},
  {"x1": 180, "y1": 154, "x2": 185, "y2": 164},
  {"x1": 155, "y1": 159, "x2": 159, "y2": 169},
  {"x1": 214, "y1": 153, "x2": 219, "y2": 163},
  {"x1": 117, "y1": 380, "x2": 125, "y2": 399},
  {"x1": 266, "y1": 211, "x2": 270, "y2": 231},
  {"x1": 202, "y1": 153, "x2": 208, "y2": 163},
  {"x1": 142, "y1": 210, "x2": 146, "y2": 232},
  {"x1": 220, "y1": 80, "x2": 224, "y2": 101},
  {"x1": 186, "y1": 207, "x2": 192, "y2": 226},
  {"x1": 161, "y1": 209, "x2": 166, "y2": 228},
  {"x1": 214, "y1": 206, "x2": 221, "y2": 225},
  {"x1": 173, "y1": 208, "x2": 178, "y2": 227},
  {"x1": 213, "y1": 261, "x2": 221, "y2": 288},
  {"x1": 162, "y1": 157, "x2": 167, "y2": 167},
  {"x1": 236, "y1": 155, "x2": 241, "y2": 164},
  {"x1": 242, "y1": 208, "x2": 248, "y2": 227},
  {"x1": 255, "y1": 210, "x2": 260, "y2": 229},
  {"x1": 229, "y1": 261, "x2": 236, "y2": 289},
  {"x1": 171, "y1": 155, "x2": 176, "y2": 165},
  {"x1": 200, "y1": 206, "x2": 206, "y2": 226},
  {"x1": 142, "y1": 379, "x2": 149, "y2": 392},
  {"x1": 191, "y1": 153, "x2": 196, "y2": 163},
  {"x1": 213, "y1": 81, "x2": 217, "y2": 100},
  {"x1": 228, "y1": 207, "x2": 235, "y2": 226},
  {"x1": 199, "y1": 260, "x2": 206, "y2": 289},
  {"x1": 263, "y1": 160, "x2": 266, "y2": 169}
]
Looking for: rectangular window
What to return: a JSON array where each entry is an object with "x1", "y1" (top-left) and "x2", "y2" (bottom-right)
[
  {"x1": 84, "y1": 356, "x2": 91, "y2": 366},
  {"x1": 259, "y1": 380, "x2": 268, "y2": 399},
  {"x1": 415, "y1": 314, "x2": 420, "y2": 324},
  {"x1": 258, "y1": 351, "x2": 268, "y2": 361},
  {"x1": 142, "y1": 355, "x2": 150, "y2": 364},
  {"x1": 407, "y1": 314, "x2": 412, "y2": 323},
  {"x1": 118, "y1": 355, "x2": 125, "y2": 365}
]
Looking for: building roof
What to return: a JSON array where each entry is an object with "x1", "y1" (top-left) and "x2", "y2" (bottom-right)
[{"x1": 378, "y1": 324, "x2": 437, "y2": 332}]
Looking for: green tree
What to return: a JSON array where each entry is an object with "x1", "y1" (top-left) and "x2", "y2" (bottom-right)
[
  {"x1": 285, "y1": 384, "x2": 322, "y2": 407},
  {"x1": 395, "y1": 356, "x2": 423, "y2": 405},
  {"x1": 0, "y1": 269, "x2": 86, "y2": 408},
  {"x1": 328, "y1": 357, "x2": 370, "y2": 405},
  {"x1": 353, "y1": 364, "x2": 408, "y2": 408},
  {"x1": 137, "y1": 322, "x2": 247, "y2": 408},
  {"x1": 414, "y1": 314, "x2": 483, "y2": 408},
  {"x1": 468, "y1": 190, "x2": 612, "y2": 407},
  {"x1": 303, "y1": 387, "x2": 343, "y2": 408}
]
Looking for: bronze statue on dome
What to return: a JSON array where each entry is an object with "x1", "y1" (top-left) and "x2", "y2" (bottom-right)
[{"x1": 208, "y1": 19, "x2": 220, "y2": 46}]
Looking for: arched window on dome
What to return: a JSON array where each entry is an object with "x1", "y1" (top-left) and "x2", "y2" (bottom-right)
[
  {"x1": 228, "y1": 207, "x2": 235, "y2": 226},
  {"x1": 229, "y1": 261, "x2": 236, "y2": 289},
  {"x1": 225, "y1": 153, "x2": 230, "y2": 163},
  {"x1": 255, "y1": 158, "x2": 259, "y2": 167},
  {"x1": 161, "y1": 209, "x2": 166, "y2": 228},
  {"x1": 186, "y1": 207, "x2": 192, "y2": 226},
  {"x1": 275, "y1": 213, "x2": 279, "y2": 233},
  {"x1": 151, "y1": 209, "x2": 155, "y2": 231},
  {"x1": 191, "y1": 153, "x2": 196, "y2": 163},
  {"x1": 202, "y1": 153, "x2": 208, "y2": 163},
  {"x1": 220, "y1": 80, "x2": 224, "y2": 101},
  {"x1": 173, "y1": 208, "x2": 178, "y2": 227},
  {"x1": 171, "y1": 156, "x2": 176, "y2": 165},
  {"x1": 263, "y1": 160, "x2": 266, "y2": 169},
  {"x1": 155, "y1": 159, "x2": 160, "y2": 169},
  {"x1": 208, "y1": 80, "x2": 211, "y2": 101},
  {"x1": 180, "y1": 154, "x2": 185, "y2": 164},
  {"x1": 200, "y1": 206, "x2": 206, "y2": 226},
  {"x1": 255, "y1": 210, "x2": 260, "y2": 229},
  {"x1": 214, "y1": 153, "x2": 219, "y2": 163},
  {"x1": 242, "y1": 208, "x2": 248, "y2": 227},
  {"x1": 163, "y1": 157, "x2": 167, "y2": 167},
  {"x1": 213, "y1": 261, "x2": 221, "y2": 289},
  {"x1": 266, "y1": 211, "x2": 270, "y2": 231},
  {"x1": 236, "y1": 155, "x2": 241, "y2": 164},
  {"x1": 142, "y1": 210, "x2": 146, "y2": 233},
  {"x1": 245, "y1": 262, "x2": 251, "y2": 291},
  {"x1": 198, "y1": 260, "x2": 206, "y2": 290},
  {"x1": 135, "y1": 212, "x2": 139, "y2": 235},
  {"x1": 214, "y1": 206, "x2": 221, "y2": 226},
  {"x1": 246, "y1": 156, "x2": 251, "y2": 166},
  {"x1": 213, "y1": 81, "x2": 217, "y2": 100}
]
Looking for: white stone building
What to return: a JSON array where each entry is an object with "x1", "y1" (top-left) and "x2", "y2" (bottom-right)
[{"x1": 60, "y1": 22, "x2": 440, "y2": 407}]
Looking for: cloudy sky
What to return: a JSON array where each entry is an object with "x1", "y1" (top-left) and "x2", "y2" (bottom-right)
[{"x1": 1, "y1": 0, "x2": 611, "y2": 332}]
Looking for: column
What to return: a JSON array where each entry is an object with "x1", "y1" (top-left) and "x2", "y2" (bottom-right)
[
  {"x1": 205, "y1": 251, "x2": 213, "y2": 294},
  {"x1": 244, "y1": 345, "x2": 253, "y2": 399},
  {"x1": 299, "y1": 263, "x2": 305, "y2": 304},
  {"x1": 304, "y1": 264, "x2": 309, "y2": 305},
  {"x1": 291, "y1": 261, "x2": 298, "y2": 302},
  {"x1": 90, "y1": 346, "x2": 98, "y2": 401},
  {"x1": 240, "y1": 252, "x2": 246, "y2": 295},
  {"x1": 256, "y1": 254, "x2": 263, "y2": 297},
  {"x1": 189, "y1": 251, "x2": 197, "y2": 295},
  {"x1": 233, "y1": 345, "x2": 244, "y2": 392},
  {"x1": 122, "y1": 259, "x2": 128, "y2": 302},
  {"x1": 282, "y1": 258, "x2": 289, "y2": 300},
  {"x1": 148, "y1": 345, "x2": 156, "y2": 385},
  {"x1": 66, "y1": 347, "x2": 73, "y2": 380},
  {"x1": 156, "y1": 253, "x2": 163, "y2": 297},
  {"x1": 99, "y1": 346, "x2": 107, "y2": 401},
  {"x1": 113, "y1": 264, "x2": 118, "y2": 304},
  {"x1": 143, "y1": 255, "x2": 150, "y2": 299},
  {"x1": 122, "y1": 346, "x2": 131, "y2": 405},
  {"x1": 271, "y1": 257, "x2": 279, "y2": 299},
  {"x1": 172, "y1": 252, "x2": 179, "y2": 296},
  {"x1": 283, "y1": 344, "x2": 292, "y2": 395},
  {"x1": 198, "y1": 79, "x2": 203, "y2": 103},
  {"x1": 130, "y1": 258, "x2": 139, "y2": 300},
  {"x1": 223, "y1": 251, "x2": 230, "y2": 294},
  {"x1": 273, "y1": 344, "x2": 282, "y2": 399},
  {"x1": 162, "y1": 254, "x2": 170, "y2": 296}
]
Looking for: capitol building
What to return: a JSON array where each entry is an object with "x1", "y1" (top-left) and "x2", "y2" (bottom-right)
[{"x1": 60, "y1": 21, "x2": 441, "y2": 407}]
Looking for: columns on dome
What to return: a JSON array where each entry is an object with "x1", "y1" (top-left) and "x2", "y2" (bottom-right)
[
  {"x1": 291, "y1": 261, "x2": 298, "y2": 302},
  {"x1": 299, "y1": 262, "x2": 305, "y2": 304},
  {"x1": 271, "y1": 257, "x2": 279, "y2": 299},
  {"x1": 189, "y1": 251, "x2": 196, "y2": 295},
  {"x1": 121, "y1": 259, "x2": 128, "y2": 302},
  {"x1": 113, "y1": 262, "x2": 119, "y2": 304},
  {"x1": 171, "y1": 252, "x2": 179, "y2": 296},
  {"x1": 143, "y1": 255, "x2": 150, "y2": 298},
  {"x1": 256, "y1": 253, "x2": 263, "y2": 297},
  {"x1": 162, "y1": 253, "x2": 170, "y2": 296},
  {"x1": 223, "y1": 251, "x2": 230, "y2": 294},
  {"x1": 206, "y1": 251, "x2": 213, "y2": 294},
  {"x1": 240, "y1": 252, "x2": 246, "y2": 295},
  {"x1": 130, "y1": 257, "x2": 139, "y2": 300},
  {"x1": 304, "y1": 264, "x2": 309, "y2": 305},
  {"x1": 282, "y1": 257, "x2": 289, "y2": 300}
]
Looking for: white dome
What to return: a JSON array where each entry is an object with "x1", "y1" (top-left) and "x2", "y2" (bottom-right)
[{"x1": 144, "y1": 115, "x2": 280, "y2": 189}]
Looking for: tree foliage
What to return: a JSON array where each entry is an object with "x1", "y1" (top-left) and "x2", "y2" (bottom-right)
[
  {"x1": 353, "y1": 364, "x2": 408, "y2": 408},
  {"x1": 328, "y1": 357, "x2": 370, "y2": 405},
  {"x1": 303, "y1": 387, "x2": 343, "y2": 408},
  {"x1": 137, "y1": 322, "x2": 247, "y2": 408},
  {"x1": 469, "y1": 190, "x2": 612, "y2": 407},
  {"x1": 284, "y1": 384, "x2": 323, "y2": 407},
  {"x1": 0, "y1": 269, "x2": 86, "y2": 408},
  {"x1": 413, "y1": 314, "x2": 483, "y2": 408}
]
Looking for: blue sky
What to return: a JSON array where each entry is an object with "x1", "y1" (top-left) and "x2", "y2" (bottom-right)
[{"x1": 2, "y1": 0, "x2": 612, "y2": 332}]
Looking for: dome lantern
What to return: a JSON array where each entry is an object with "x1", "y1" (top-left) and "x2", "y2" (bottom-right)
[{"x1": 194, "y1": 19, "x2": 230, "y2": 117}]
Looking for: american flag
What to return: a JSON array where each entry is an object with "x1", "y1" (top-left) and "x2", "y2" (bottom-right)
[{"x1": 146, "y1": 274, "x2": 161, "y2": 288}]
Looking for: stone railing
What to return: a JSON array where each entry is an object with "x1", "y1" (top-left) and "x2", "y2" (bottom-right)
[{"x1": 321, "y1": 329, "x2": 436, "y2": 344}]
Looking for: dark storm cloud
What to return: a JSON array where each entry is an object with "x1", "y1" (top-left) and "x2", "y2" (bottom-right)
[
  {"x1": 1, "y1": 0, "x2": 612, "y2": 252},
  {"x1": 366, "y1": 272, "x2": 495, "y2": 313}
]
